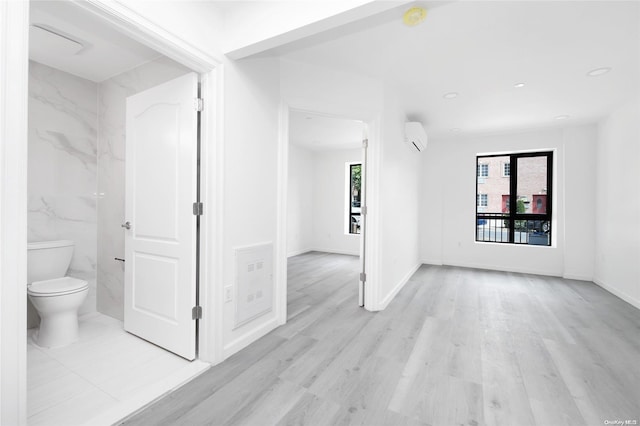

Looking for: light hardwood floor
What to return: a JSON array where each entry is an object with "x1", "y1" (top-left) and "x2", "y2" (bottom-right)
[{"x1": 122, "y1": 252, "x2": 640, "y2": 426}]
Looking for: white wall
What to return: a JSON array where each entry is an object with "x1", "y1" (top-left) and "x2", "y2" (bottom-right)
[
  {"x1": 376, "y1": 87, "x2": 421, "y2": 308},
  {"x1": 287, "y1": 144, "x2": 314, "y2": 256},
  {"x1": 420, "y1": 125, "x2": 597, "y2": 279},
  {"x1": 281, "y1": 59, "x2": 383, "y2": 121},
  {"x1": 312, "y1": 148, "x2": 361, "y2": 256},
  {"x1": 562, "y1": 125, "x2": 597, "y2": 280},
  {"x1": 595, "y1": 98, "x2": 640, "y2": 308},
  {"x1": 288, "y1": 145, "x2": 362, "y2": 257},
  {"x1": 0, "y1": 2, "x2": 29, "y2": 423},
  {"x1": 28, "y1": 61, "x2": 98, "y2": 325},
  {"x1": 221, "y1": 57, "x2": 282, "y2": 357}
]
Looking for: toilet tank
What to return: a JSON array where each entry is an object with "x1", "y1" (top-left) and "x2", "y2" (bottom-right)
[{"x1": 27, "y1": 240, "x2": 74, "y2": 283}]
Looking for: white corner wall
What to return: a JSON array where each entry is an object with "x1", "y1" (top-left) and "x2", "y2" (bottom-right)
[
  {"x1": 420, "y1": 125, "x2": 597, "y2": 279},
  {"x1": 221, "y1": 57, "x2": 282, "y2": 357},
  {"x1": 595, "y1": 98, "x2": 640, "y2": 308},
  {"x1": 376, "y1": 87, "x2": 421, "y2": 309},
  {"x1": 312, "y1": 148, "x2": 362, "y2": 256},
  {"x1": 287, "y1": 144, "x2": 314, "y2": 256}
]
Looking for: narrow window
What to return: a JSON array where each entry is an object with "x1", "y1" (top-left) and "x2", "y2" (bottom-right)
[
  {"x1": 502, "y1": 162, "x2": 510, "y2": 177},
  {"x1": 476, "y1": 152, "x2": 553, "y2": 246},
  {"x1": 349, "y1": 163, "x2": 361, "y2": 234}
]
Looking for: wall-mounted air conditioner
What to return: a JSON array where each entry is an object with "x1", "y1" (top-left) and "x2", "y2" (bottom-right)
[{"x1": 404, "y1": 122, "x2": 428, "y2": 152}]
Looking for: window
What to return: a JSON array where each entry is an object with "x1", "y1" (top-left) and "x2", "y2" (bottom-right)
[
  {"x1": 476, "y1": 151, "x2": 553, "y2": 246},
  {"x1": 502, "y1": 162, "x2": 510, "y2": 177},
  {"x1": 477, "y1": 163, "x2": 489, "y2": 178},
  {"x1": 349, "y1": 163, "x2": 361, "y2": 234}
]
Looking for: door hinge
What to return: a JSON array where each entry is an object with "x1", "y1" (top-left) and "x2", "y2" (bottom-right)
[
  {"x1": 192, "y1": 305, "x2": 202, "y2": 320},
  {"x1": 360, "y1": 272, "x2": 367, "y2": 282},
  {"x1": 362, "y1": 139, "x2": 369, "y2": 148},
  {"x1": 362, "y1": 206, "x2": 368, "y2": 216},
  {"x1": 194, "y1": 98, "x2": 204, "y2": 112},
  {"x1": 193, "y1": 202, "x2": 203, "y2": 216}
]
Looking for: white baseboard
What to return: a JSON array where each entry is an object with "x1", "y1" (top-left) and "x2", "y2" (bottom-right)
[
  {"x1": 223, "y1": 316, "x2": 280, "y2": 360},
  {"x1": 310, "y1": 247, "x2": 360, "y2": 256},
  {"x1": 377, "y1": 263, "x2": 421, "y2": 311},
  {"x1": 562, "y1": 273, "x2": 593, "y2": 282},
  {"x1": 442, "y1": 260, "x2": 562, "y2": 277},
  {"x1": 593, "y1": 278, "x2": 640, "y2": 310},
  {"x1": 421, "y1": 258, "x2": 443, "y2": 266},
  {"x1": 287, "y1": 248, "x2": 359, "y2": 257},
  {"x1": 287, "y1": 248, "x2": 313, "y2": 258}
]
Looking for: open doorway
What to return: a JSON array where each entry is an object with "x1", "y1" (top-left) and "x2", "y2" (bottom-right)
[
  {"x1": 285, "y1": 109, "x2": 368, "y2": 317},
  {"x1": 25, "y1": 2, "x2": 209, "y2": 424}
]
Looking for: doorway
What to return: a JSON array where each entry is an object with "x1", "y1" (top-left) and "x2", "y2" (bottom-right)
[
  {"x1": 24, "y1": 1, "x2": 213, "y2": 424},
  {"x1": 285, "y1": 109, "x2": 369, "y2": 310}
]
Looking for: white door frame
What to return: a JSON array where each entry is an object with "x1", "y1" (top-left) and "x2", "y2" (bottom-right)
[
  {"x1": 0, "y1": 1, "x2": 225, "y2": 422},
  {"x1": 277, "y1": 104, "x2": 382, "y2": 313}
]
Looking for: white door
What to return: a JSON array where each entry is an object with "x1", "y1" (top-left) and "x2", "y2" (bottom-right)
[{"x1": 124, "y1": 72, "x2": 199, "y2": 360}]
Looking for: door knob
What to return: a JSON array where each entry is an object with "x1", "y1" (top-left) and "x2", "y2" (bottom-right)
[{"x1": 121, "y1": 221, "x2": 131, "y2": 230}]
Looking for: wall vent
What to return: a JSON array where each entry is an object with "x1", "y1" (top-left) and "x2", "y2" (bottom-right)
[{"x1": 234, "y1": 243, "x2": 273, "y2": 327}]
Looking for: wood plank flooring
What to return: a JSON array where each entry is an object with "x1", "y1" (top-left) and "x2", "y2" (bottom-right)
[{"x1": 121, "y1": 252, "x2": 640, "y2": 426}]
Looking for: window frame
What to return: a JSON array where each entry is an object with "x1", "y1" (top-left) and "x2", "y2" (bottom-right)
[{"x1": 475, "y1": 151, "x2": 553, "y2": 246}]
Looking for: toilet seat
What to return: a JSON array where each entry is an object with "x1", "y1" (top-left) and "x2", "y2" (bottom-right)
[{"x1": 28, "y1": 277, "x2": 88, "y2": 297}]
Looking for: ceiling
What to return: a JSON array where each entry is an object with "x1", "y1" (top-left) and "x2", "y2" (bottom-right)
[
  {"x1": 29, "y1": 1, "x2": 161, "y2": 82},
  {"x1": 289, "y1": 110, "x2": 364, "y2": 151},
  {"x1": 271, "y1": 1, "x2": 640, "y2": 139}
]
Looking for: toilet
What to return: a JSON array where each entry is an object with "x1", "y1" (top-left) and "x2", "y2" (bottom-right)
[{"x1": 27, "y1": 240, "x2": 88, "y2": 348}]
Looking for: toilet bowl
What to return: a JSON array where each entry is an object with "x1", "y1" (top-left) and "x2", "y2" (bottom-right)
[
  {"x1": 27, "y1": 240, "x2": 88, "y2": 348},
  {"x1": 28, "y1": 277, "x2": 88, "y2": 347}
]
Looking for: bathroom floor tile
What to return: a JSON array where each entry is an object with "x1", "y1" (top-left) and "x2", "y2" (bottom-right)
[
  {"x1": 28, "y1": 312, "x2": 208, "y2": 425},
  {"x1": 28, "y1": 369, "x2": 99, "y2": 417},
  {"x1": 28, "y1": 386, "x2": 117, "y2": 426}
]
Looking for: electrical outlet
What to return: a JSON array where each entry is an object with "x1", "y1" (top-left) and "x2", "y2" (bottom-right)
[{"x1": 224, "y1": 286, "x2": 233, "y2": 303}]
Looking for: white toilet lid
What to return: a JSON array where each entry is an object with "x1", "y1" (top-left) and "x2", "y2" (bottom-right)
[{"x1": 28, "y1": 277, "x2": 88, "y2": 296}]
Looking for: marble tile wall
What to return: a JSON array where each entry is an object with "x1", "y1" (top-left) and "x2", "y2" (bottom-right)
[
  {"x1": 28, "y1": 61, "x2": 98, "y2": 327},
  {"x1": 96, "y1": 56, "x2": 191, "y2": 320}
]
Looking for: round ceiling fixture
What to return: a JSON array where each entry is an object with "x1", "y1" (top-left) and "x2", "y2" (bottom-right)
[
  {"x1": 403, "y1": 7, "x2": 427, "y2": 27},
  {"x1": 555, "y1": 115, "x2": 570, "y2": 120},
  {"x1": 586, "y1": 67, "x2": 612, "y2": 77},
  {"x1": 514, "y1": 83, "x2": 525, "y2": 88},
  {"x1": 443, "y1": 92, "x2": 458, "y2": 99}
]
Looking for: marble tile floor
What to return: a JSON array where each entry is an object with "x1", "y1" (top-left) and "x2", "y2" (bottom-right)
[{"x1": 27, "y1": 312, "x2": 209, "y2": 426}]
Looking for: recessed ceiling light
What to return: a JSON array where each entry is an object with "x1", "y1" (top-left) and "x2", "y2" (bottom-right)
[
  {"x1": 514, "y1": 83, "x2": 525, "y2": 88},
  {"x1": 443, "y1": 92, "x2": 458, "y2": 99},
  {"x1": 586, "y1": 67, "x2": 612, "y2": 77},
  {"x1": 305, "y1": 116, "x2": 313, "y2": 120},
  {"x1": 555, "y1": 115, "x2": 570, "y2": 120},
  {"x1": 450, "y1": 128, "x2": 461, "y2": 132},
  {"x1": 403, "y1": 7, "x2": 427, "y2": 27}
]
